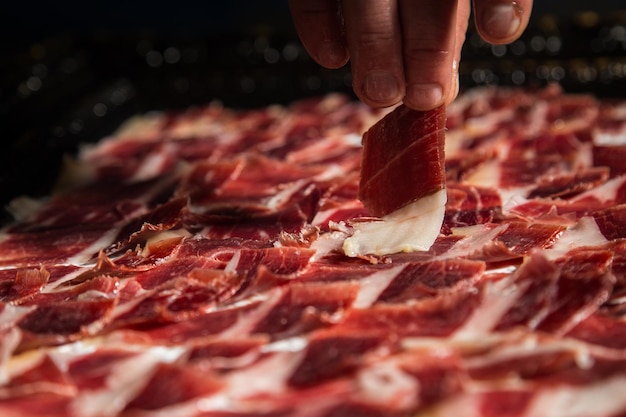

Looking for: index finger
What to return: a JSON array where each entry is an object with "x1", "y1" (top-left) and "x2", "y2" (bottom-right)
[
  {"x1": 399, "y1": 0, "x2": 459, "y2": 111},
  {"x1": 342, "y1": 0, "x2": 406, "y2": 108}
]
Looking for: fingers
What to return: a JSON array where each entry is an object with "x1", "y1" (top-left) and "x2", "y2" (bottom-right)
[
  {"x1": 473, "y1": 0, "x2": 533, "y2": 45},
  {"x1": 288, "y1": 0, "x2": 349, "y2": 69},
  {"x1": 341, "y1": 0, "x2": 461, "y2": 110},
  {"x1": 341, "y1": 0, "x2": 405, "y2": 108},
  {"x1": 398, "y1": 0, "x2": 459, "y2": 110},
  {"x1": 289, "y1": 0, "x2": 533, "y2": 111}
]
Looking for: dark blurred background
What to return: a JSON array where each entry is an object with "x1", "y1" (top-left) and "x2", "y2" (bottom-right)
[
  {"x1": 1, "y1": 0, "x2": 626, "y2": 207},
  {"x1": 3, "y1": 1, "x2": 625, "y2": 36}
]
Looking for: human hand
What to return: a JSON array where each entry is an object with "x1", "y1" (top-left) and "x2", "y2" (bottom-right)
[{"x1": 289, "y1": 0, "x2": 533, "y2": 110}]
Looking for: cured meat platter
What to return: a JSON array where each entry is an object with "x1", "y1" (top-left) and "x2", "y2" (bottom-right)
[{"x1": 1, "y1": 8, "x2": 626, "y2": 417}]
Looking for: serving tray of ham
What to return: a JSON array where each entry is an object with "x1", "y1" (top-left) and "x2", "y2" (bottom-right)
[{"x1": 1, "y1": 84, "x2": 626, "y2": 417}]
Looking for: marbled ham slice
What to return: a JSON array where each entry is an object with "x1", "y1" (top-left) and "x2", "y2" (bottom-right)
[{"x1": 345, "y1": 105, "x2": 447, "y2": 256}]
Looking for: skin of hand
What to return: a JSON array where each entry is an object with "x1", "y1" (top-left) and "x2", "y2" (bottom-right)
[{"x1": 289, "y1": 0, "x2": 533, "y2": 111}]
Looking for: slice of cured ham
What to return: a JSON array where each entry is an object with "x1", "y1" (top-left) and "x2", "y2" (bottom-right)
[
  {"x1": 345, "y1": 105, "x2": 447, "y2": 256},
  {"x1": 358, "y1": 104, "x2": 446, "y2": 217}
]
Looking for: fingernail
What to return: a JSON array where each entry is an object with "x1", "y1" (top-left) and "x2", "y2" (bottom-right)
[
  {"x1": 363, "y1": 71, "x2": 401, "y2": 105},
  {"x1": 482, "y1": 2, "x2": 522, "y2": 40},
  {"x1": 318, "y1": 40, "x2": 348, "y2": 68},
  {"x1": 406, "y1": 83, "x2": 443, "y2": 110}
]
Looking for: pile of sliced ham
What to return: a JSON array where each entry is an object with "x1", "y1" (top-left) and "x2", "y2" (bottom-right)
[{"x1": 1, "y1": 85, "x2": 626, "y2": 417}]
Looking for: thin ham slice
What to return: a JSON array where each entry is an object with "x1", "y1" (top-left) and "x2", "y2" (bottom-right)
[
  {"x1": 344, "y1": 105, "x2": 447, "y2": 256},
  {"x1": 358, "y1": 105, "x2": 446, "y2": 217}
]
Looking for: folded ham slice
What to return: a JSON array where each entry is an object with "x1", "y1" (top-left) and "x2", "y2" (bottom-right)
[{"x1": 344, "y1": 105, "x2": 447, "y2": 256}]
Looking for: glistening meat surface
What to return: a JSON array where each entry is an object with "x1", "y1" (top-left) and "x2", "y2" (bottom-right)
[{"x1": 1, "y1": 87, "x2": 626, "y2": 416}]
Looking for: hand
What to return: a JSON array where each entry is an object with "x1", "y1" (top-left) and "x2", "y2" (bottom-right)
[{"x1": 289, "y1": 0, "x2": 533, "y2": 110}]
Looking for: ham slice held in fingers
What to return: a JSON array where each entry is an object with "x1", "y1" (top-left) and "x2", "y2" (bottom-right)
[{"x1": 344, "y1": 105, "x2": 447, "y2": 257}]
